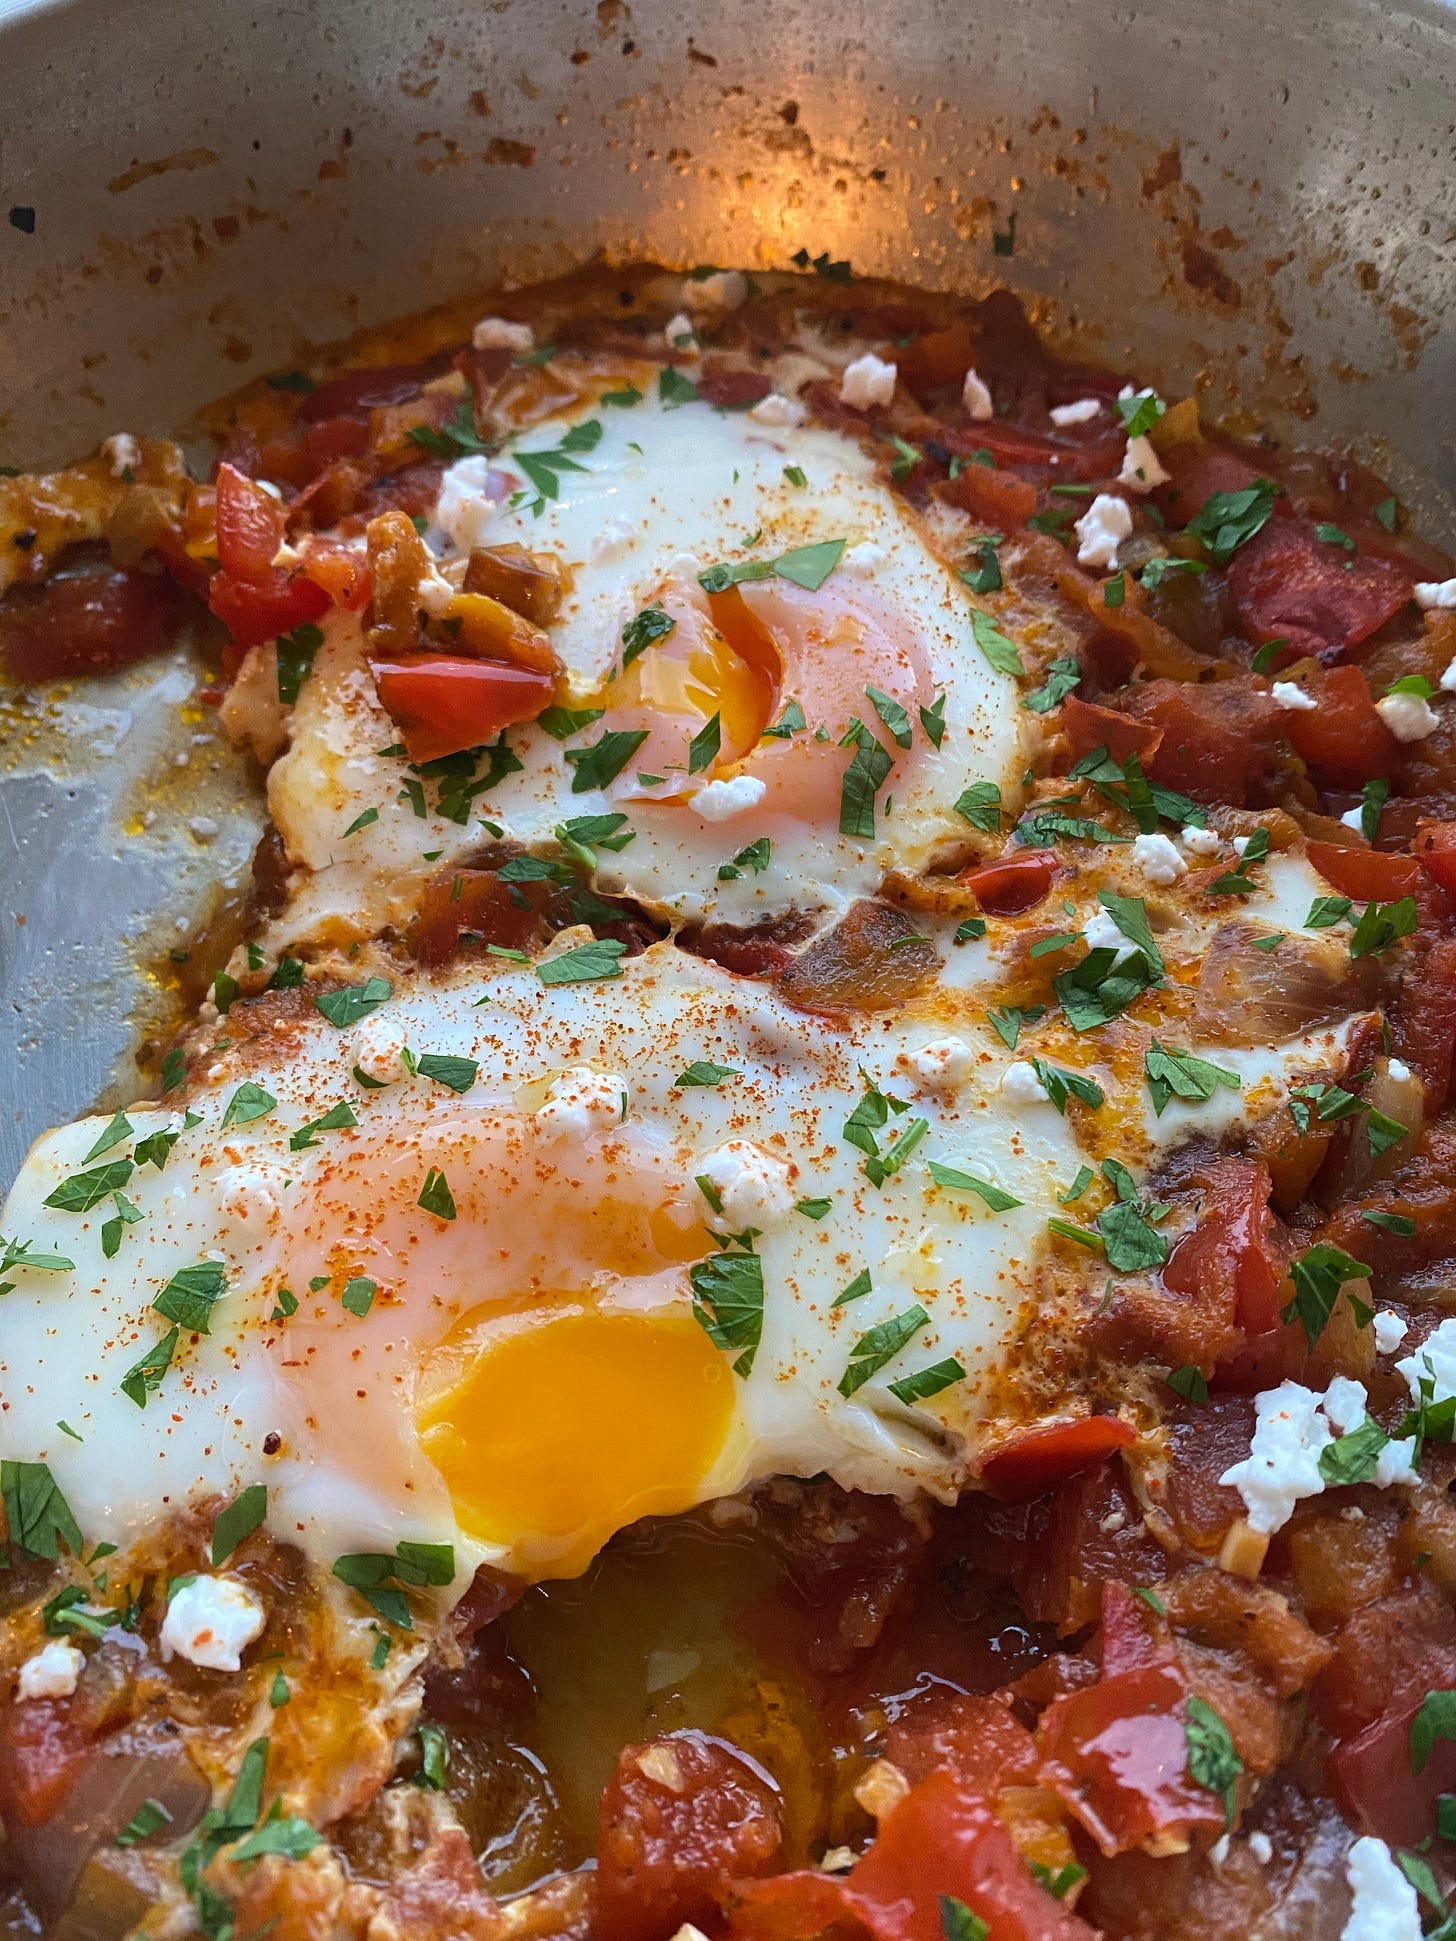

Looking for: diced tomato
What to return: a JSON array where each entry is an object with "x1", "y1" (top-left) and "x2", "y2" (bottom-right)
[
  {"x1": 884, "y1": 1692, "x2": 1039, "y2": 1794},
  {"x1": 1227, "y1": 518, "x2": 1413, "y2": 662},
  {"x1": 730, "y1": 1771, "x2": 1095, "y2": 1941},
  {"x1": 962, "y1": 849, "x2": 1058, "y2": 916},
  {"x1": 0, "y1": 1701, "x2": 87, "y2": 1829},
  {"x1": 679, "y1": 922, "x2": 799, "y2": 981},
  {"x1": 1009, "y1": 1460, "x2": 1168, "y2": 1633},
  {"x1": 896, "y1": 321, "x2": 976, "y2": 397},
  {"x1": 1036, "y1": 1663, "x2": 1224, "y2": 1857},
  {"x1": 299, "y1": 540, "x2": 371, "y2": 612},
  {"x1": 1305, "y1": 839, "x2": 1421, "y2": 904},
  {"x1": 1123, "y1": 677, "x2": 1284, "y2": 804},
  {"x1": 0, "y1": 565, "x2": 184, "y2": 681},
  {"x1": 1280, "y1": 663, "x2": 1398, "y2": 786},
  {"x1": 596, "y1": 1731, "x2": 785, "y2": 1941},
  {"x1": 978, "y1": 1418, "x2": 1137, "y2": 1503},
  {"x1": 214, "y1": 461, "x2": 285, "y2": 582},
  {"x1": 944, "y1": 421, "x2": 1125, "y2": 483},
  {"x1": 415, "y1": 869, "x2": 542, "y2": 967},
  {"x1": 1058, "y1": 695, "x2": 1163, "y2": 768},
  {"x1": 297, "y1": 358, "x2": 439, "y2": 422},
  {"x1": 1391, "y1": 934, "x2": 1456, "y2": 1112},
  {"x1": 935, "y1": 461, "x2": 1038, "y2": 530},
  {"x1": 1333, "y1": 1697, "x2": 1456, "y2": 1849},
  {"x1": 1098, "y1": 1579, "x2": 1173, "y2": 1678},
  {"x1": 1156, "y1": 445, "x2": 1267, "y2": 528},
  {"x1": 208, "y1": 567, "x2": 330, "y2": 652},
  {"x1": 1415, "y1": 821, "x2": 1456, "y2": 897},
  {"x1": 695, "y1": 366, "x2": 774, "y2": 410},
  {"x1": 371, "y1": 653, "x2": 554, "y2": 763},
  {"x1": 1163, "y1": 1158, "x2": 1283, "y2": 1343}
]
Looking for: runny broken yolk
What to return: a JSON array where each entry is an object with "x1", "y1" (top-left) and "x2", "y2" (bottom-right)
[{"x1": 416, "y1": 1307, "x2": 735, "y2": 1578}]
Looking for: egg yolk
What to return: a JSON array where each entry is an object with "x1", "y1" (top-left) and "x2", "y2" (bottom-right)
[{"x1": 416, "y1": 1307, "x2": 735, "y2": 1578}]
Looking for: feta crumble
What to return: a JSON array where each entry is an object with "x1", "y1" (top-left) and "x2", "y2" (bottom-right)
[
  {"x1": 907, "y1": 1037, "x2": 974, "y2": 1089},
  {"x1": 1050, "y1": 397, "x2": 1102, "y2": 427},
  {"x1": 1442, "y1": 656, "x2": 1456, "y2": 694},
  {"x1": 472, "y1": 316, "x2": 534, "y2": 353},
  {"x1": 1271, "y1": 681, "x2": 1317, "y2": 712},
  {"x1": 839, "y1": 353, "x2": 897, "y2": 410},
  {"x1": 1074, "y1": 493, "x2": 1133, "y2": 570},
  {"x1": 692, "y1": 776, "x2": 767, "y2": 822},
  {"x1": 1341, "y1": 1835, "x2": 1422, "y2": 1941},
  {"x1": 1397, "y1": 1317, "x2": 1456, "y2": 1407},
  {"x1": 748, "y1": 393, "x2": 807, "y2": 428},
  {"x1": 101, "y1": 431, "x2": 142, "y2": 478},
  {"x1": 663, "y1": 313, "x2": 697, "y2": 350},
  {"x1": 1376, "y1": 690, "x2": 1440, "y2": 742},
  {"x1": 351, "y1": 1017, "x2": 410, "y2": 1085},
  {"x1": 1219, "y1": 1382, "x2": 1332, "y2": 1534},
  {"x1": 696, "y1": 1140, "x2": 794, "y2": 1228},
  {"x1": 16, "y1": 1639, "x2": 84, "y2": 1700},
  {"x1": 683, "y1": 269, "x2": 747, "y2": 311},
  {"x1": 1000, "y1": 1061, "x2": 1051, "y2": 1106},
  {"x1": 1340, "y1": 805, "x2": 1367, "y2": 833},
  {"x1": 1414, "y1": 578, "x2": 1456, "y2": 610},
  {"x1": 1387, "y1": 1058, "x2": 1413, "y2": 1084},
  {"x1": 1118, "y1": 435, "x2": 1171, "y2": 493},
  {"x1": 841, "y1": 541, "x2": 888, "y2": 577},
  {"x1": 535, "y1": 1068, "x2": 628, "y2": 1138},
  {"x1": 435, "y1": 455, "x2": 500, "y2": 556},
  {"x1": 1082, "y1": 908, "x2": 1136, "y2": 959},
  {"x1": 417, "y1": 561, "x2": 458, "y2": 618},
  {"x1": 1132, "y1": 831, "x2": 1187, "y2": 885},
  {"x1": 160, "y1": 1575, "x2": 266, "y2": 1672},
  {"x1": 962, "y1": 369, "x2": 994, "y2": 421},
  {"x1": 1248, "y1": 1832, "x2": 1274, "y2": 1865},
  {"x1": 1181, "y1": 824, "x2": 1222, "y2": 857}
]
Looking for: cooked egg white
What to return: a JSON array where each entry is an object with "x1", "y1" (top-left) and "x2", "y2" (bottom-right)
[
  {"x1": 0, "y1": 878, "x2": 1372, "y2": 1599},
  {"x1": 257, "y1": 386, "x2": 1028, "y2": 956}
]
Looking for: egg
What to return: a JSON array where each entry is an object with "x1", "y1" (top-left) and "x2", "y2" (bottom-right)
[
  {"x1": 0, "y1": 862, "x2": 1370, "y2": 1597},
  {"x1": 256, "y1": 384, "x2": 1028, "y2": 956}
]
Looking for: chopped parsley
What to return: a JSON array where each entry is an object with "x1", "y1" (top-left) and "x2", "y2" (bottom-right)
[
  {"x1": 1282, "y1": 1242, "x2": 1373, "y2": 1347},
  {"x1": 690, "y1": 1247, "x2": 764, "y2": 1377},
  {"x1": 1185, "y1": 1695, "x2": 1243, "y2": 1829},
  {"x1": 211, "y1": 1485, "x2": 268, "y2": 1566},
  {"x1": 969, "y1": 608, "x2": 1023, "y2": 678},
  {"x1": 332, "y1": 1540, "x2": 455, "y2": 1628},
  {"x1": 1186, "y1": 479, "x2": 1278, "y2": 563},
  {"x1": 537, "y1": 939, "x2": 627, "y2": 985},
  {"x1": 621, "y1": 606, "x2": 675, "y2": 670},
  {"x1": 926, "y1": 1162, "x2": 1022, "y2": 1211},
  {"x1": 888, "y1": 1358, "x2": 966, "y2": 1406},
  {"x1": 953, "y1": 781, "x2": 1002, "y2": 833},
  {"x1": 564, "y1": 727, "x2": 650, "y2": 793},
  {"x1": 276, "y1": 622, "x2": 324, "y2": 705},
  {"x1": 418, "y1": 1168, "x2": 457, "y2": 1221},
  {"x1": 839, "y1": 725, "x2": 894, "y2": 840},
  {"x1": 1, "y1": 1461, "x2": 82, "y2": 1561},
  {"x1": 315, "y1": 977, "x2": 392, "y2": 1027},
  {"x1": 221, "y1": 1082, "x2": 278, "y2": 1130},
  {"x1": 1144, "y1": 1041, "x2": 1241, "y2": 1115},
  {"x1": 839, "y1": 1305, "x2": 929, "y2": 1397},
  {"x1": 675, "y1": 1061, "x2": 740, "y2": 1087},
  {"x1": 1022, "y1": 655, "x2": 1081, "y2": 714}
]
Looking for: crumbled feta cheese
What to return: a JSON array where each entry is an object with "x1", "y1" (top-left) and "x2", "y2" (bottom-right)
[
  {"x1": 839, "y1": 353, "x2": 897, "y2": 410},
  {"x1": 841, "y1": 541, "x2": 888, "y2": 577},
  {"x1": 1248, "y1": 1832, "x2": 1274, "y2": 1865},
  {"x1": 102, "y1": 431, "x2": 141, "y2": 478},
  {"x1": 1082, "y1": 908, "x2": 1136, "y2": 958},
  {"x1": 908, "y1": 1037, "x2": 974, "y2": 1089},
  {"x1": 1271, "y1": 681, "x2": 1317, "y2": 712},
  {"x1": 1398, "y1": 1317, "x2": 1456, "y2": 1407},
  {"x1": 472, "y1": 316, "x2": 534, "y2": 353},
  {"x1": 696, "y1": 1140, "x2": 794, "y2": 1228},
  {"x1": 748, "y1": 392, "x2": 807, "y2": 428},
  {"x1": 16, "y1": 1639, "x2": 83, "y2": 1700},
  {"x1": 1415, "y1": 578, "x2": 1456, "y2": 610},
  {"x1": 663, "y1": 313, "x2": 697, "y2": 349},
  {"x1": 692, "y1": 776, "x2": 767, "y2": 822},
  {"x1": 160, "y1": 1575, "x2": 266, "y2": 1672},
  {"x1": 1341, "y1": 1835, "x2": 1422, "y2": 1941},
  {"x1": 1340, "y1": 805, "x2": 1367, "y2": 833},
  {"x1": 1219, "y1": 1382, "x2": 1332, "y2": 1534},
  {"x1": 1000, "y1": 1061, "x2": 1051, "y2": 1106},
  {"x1": 1373, "y1": 1310, "x2": 1408, "y2": 1355},
  {"x1": 1442, "y1": 656, "x2": 1456, "y2": 694},
  {"x1": 1209, "y1": 1833, "x2": 1231, "y2": 1868},
  {"x1": 683, "y1": 270, "x2": 747, "y2": 311},
  {"x1": 351, "y1": 1017, "x2": 410, "y2": 1085},
  {"x1": 1050, "y1": 397, "x2": 1102, "y2": 427},
  {"x1": 816, "y1": 1850, "x2": 857, "y2": 1876},
  {"x1": 1232, "y1": 835, "x2": 1252, "y2": 857},
  {"x1": 1322, "y1": 1375, "x2": 1368, "y2": 1434},
  {"x1": 962, "y1": 368, "x2": 994, "y2": 420},
  {"x1": 1377, "y1": 690, "x2": 1440, "y2": 742},
  {"x1": 1074, "y1": 493, "x2": 1133, "y2": 570},
  {"x1": 1387, "y1": 1058, "x2": 1412, "y2": 1084},
  {"x1": 1118, "y1": 435, "x2": 1171, "y2": 493},
  {"x1": 1132, "y1": 831, "x2": 1187, "y2": 886},
  {"x1": 535, "y1": 1068, "x2": 628, "y2": 1139},
  {"x1": 436, "y1": 454, "x2": 500, "y2": 556},
  {"x1": 1181, "y1": 824, "x2": 1222, "y2": 856},
  {"x1": 1374, "y1": 1436, "x2": 1420, "y2": 1489}
]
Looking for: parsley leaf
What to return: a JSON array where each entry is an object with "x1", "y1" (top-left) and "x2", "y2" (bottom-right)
[
  {"x1": 970, "y1": 609, "x2": 1023, "y2": 678},
  {"x1": 953, "y1": 781, "x2": 1002, "y2": 833},
  {"x1": 1022, "y1": 655, "x2": 1081, "y2": 714},
  {"x1": 315, "y1": 977, "x2": 392, "y2": 1027},
  {"x1": 1, "y1": 1461, "x2": 82, "y2": 1561},
  {"x1": 839, "y1": 727, "x2": 894, "y2": 839},
  {"x1": 154, "y1": 1261, "x2": 228, "y2": 1334},
  {"x1": 1186, "y1": 479, "x2": 1278, "y2": 563},
  {"x1": 564, "y1": 727, "x2": 650, "y2": 793},
  {"x1": 44, "y1": 1158, "x2": 134, "y2": 1212},
  {"x1": 211, "y1": 1485, "x2": 268, "y2": 1566},
  {"x1": 276, "y1": 623, "x2": 324, "y2": 706},
  {"x1": 621, "y1": 606, "x2": 675, "y2": 669},
  {"x1": 689, "y1": 1249, "x2": 764, "y2": 1377},
  {"x1": 838, "y1": 1305, "x2": 929, "y2": 1396},
  {"x1": 1282, "y1": 1242, "x2": 1373, "y2": 1347},
  {"x1": 927, "y1": 1161, "x2": 1021, "y2": 1210},
  {"x1": 1185, "y1": 1695, "x2": 1243, "y2": 1828},
  {"x1": 418, "y1": 1168, "x2": 457, "y2": 1220},
  {"x1": 676, "y1": 1061, "x2": 740, "y2": 1087},
  {"x1": 537, "y1": 939, "x2": 627, "y2": 985},
  {"x1": 221, "y1": 1082, "x2": 278, "y2": 1130},
  {"x1": 888, "y1": 1358, "x2": 965, "y2": 1405},
  {"x1": 1144, "y1": 1041, "x2": 1241, "y2": 1115}
]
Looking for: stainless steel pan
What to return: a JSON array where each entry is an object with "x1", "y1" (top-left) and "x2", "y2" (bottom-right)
[{"x1": 2, "y1": 0, "x2": 1455, "y2": 1178}]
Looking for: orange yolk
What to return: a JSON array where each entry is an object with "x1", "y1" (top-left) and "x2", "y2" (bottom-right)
[{"x1": 416, "y1": 1307, "x2": 735, "y2": 1578}]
